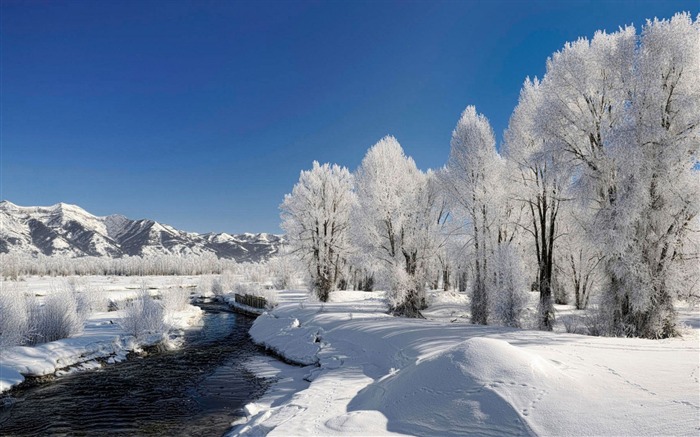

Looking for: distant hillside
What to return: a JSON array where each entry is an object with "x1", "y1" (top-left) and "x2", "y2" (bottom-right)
[{"x1": 0, "y1": 201, "x2": 282, "y2": 262}]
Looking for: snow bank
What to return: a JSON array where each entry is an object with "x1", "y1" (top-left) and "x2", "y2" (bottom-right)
[
  {"x1": 235, "y1": 289, "x2": 700, "y2": 436},
  {"x1": 250, "y1": 312, "x2": 322, "y2": 366}
]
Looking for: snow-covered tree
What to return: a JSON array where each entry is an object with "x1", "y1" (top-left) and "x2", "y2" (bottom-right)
[
  {"x1": 504, "y1": 78, "x2": 566, "y2": 330},
  {"x1": 354, "y1": 136, "x2": 438, "y2": 316},
  {"x1": 601, "y1": 13, "x2": 700, "y2": 337},
  {"x1": 538, "y1": 13, "x2": 700, "y2": 337},
  {"x1": 280, "y1": 161, "x2": 356, "y2": 302},
  {"x1": 538, "y1": 26, "x2": 636, "y2": 209},
  {"x1": 442, "y1": 106, "x2": 505, "y2": 325}
]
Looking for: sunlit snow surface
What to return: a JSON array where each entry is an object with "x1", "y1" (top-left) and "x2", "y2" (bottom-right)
[
  {"x1": 234, "y1": 290, "x2": 699, "y2": 437},
  {"x1": 1, "y1": 278, "x2": 697, "y2": 436}
]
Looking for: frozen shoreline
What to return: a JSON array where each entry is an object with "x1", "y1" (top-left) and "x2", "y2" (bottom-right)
[
  {"x1": 0, "y1": 304, "x2": 203, "y2": 394},
  {"x1": 233, "y1": 290, "x2": 700, "y2": 436},
  {"x1": 0, "y1": 275, "x2": 205, "y2": 394}
]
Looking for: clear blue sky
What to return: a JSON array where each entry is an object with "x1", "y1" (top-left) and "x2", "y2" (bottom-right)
[{"x1": 2, "y1": 0, "x2": 697, "y2": 234}]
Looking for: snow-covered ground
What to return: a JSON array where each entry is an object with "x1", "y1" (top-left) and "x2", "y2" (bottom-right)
[
  {"x1": 0, "y1": 275, "x2": 204, "y2": 393},
  {"x1": 234, "y1": 289, "x2": 700, "y2": 436}
]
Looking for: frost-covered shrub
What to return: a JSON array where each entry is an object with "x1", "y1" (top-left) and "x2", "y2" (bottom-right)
[
  {"x1": 552, "y1": 274, "x2": 568, "y2": 305},
  {"x1": 583, "y1": 307, "x2": 608, "y2": 337},
  {"x1": 242, "y1": 263, "x2": 269, "y2": 285},
  {"x1": 75, "y1": 289, "x2": 109, "y2": 315},
  {"x1": 561, "y1": 314, "x2": 585, "y2": 334},
  {"x1": 233, "y1": 280, "x2": 255, "y2": 296},
  {"x1": 0, "y1": 283, "x2": 30, "y2": 347},
  {"x1": 211, "y1": 277, "x2": 224, "y2": 296},
  {"x1": 267, "y1": 255, "x2": 299, "y2": 290},
  {"x1": 29, "y1": 290, "x2": 85, "y2": 344},
  {"x1": 386, "y1": 266, "x2": 410, "y2": 310},
  {"x1": 388, "y1": 266, "x2": 425, "y2": 318},
  {"x1": 161, "y1": 287, "x2": 191, "y2": 312},
  {"x1": 491, "y1": 245, "x2": 528, "y2": 328},
  {"x1": 120, "y1": 290, "x2": 166, "y2": 338},
  {"x1": 219, "y1": 269, "x2": 237, "y2": 293},
  {"x1": 196, "y1": 275, "x2": 213, "y2": 297}
]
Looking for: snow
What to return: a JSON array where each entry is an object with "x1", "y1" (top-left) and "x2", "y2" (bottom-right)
[
  {"x1": 0, "y1": 275, "x2": 203, "y2": 393},
  {"x1": 233, "y1": 289, "x2": 700, "y2": 436}
]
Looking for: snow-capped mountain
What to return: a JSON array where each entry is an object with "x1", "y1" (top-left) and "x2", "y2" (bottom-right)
[{"x1": 0, "y1": 201, "x2": 282, "y2": 262}]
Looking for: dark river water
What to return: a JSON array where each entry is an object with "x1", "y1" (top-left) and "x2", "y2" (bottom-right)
[{"x1": 0, "y1": 300, "x2": 269, "y2": 436}]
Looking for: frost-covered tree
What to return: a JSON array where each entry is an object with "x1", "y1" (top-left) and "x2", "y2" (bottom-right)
[
  {"x1": 601, "y1": 14, "x2": 700, "y2": 337},
  {"x1": 504, "y1": 78, "x2": 566, "y2": 330},
  {"x1": 442, "y1": 106, "x2": 504, "y2": 325},
  {"x1": 539, "y1": 13, "x2": 700, "y2": 337},
  {"x1": 280, "y1": 161, "x2": 356, "y2": 302},
  {"x1": 538, "y1": 26, "x2": 635, "y2": 209},
  {"x1": 354, "y1": 136, "x2": 437, "y2": 316}
]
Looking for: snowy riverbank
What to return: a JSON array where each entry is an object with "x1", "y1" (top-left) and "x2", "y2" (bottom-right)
[
  {"x1": 233, "y1": 290, "x2": 700, "y2": 436},
  {"x1": 0, "y1": 276, "x2": 204, "y2": 394},
  {"x1": 0, "y1": 304, "x2": 202, "y2": 394}
]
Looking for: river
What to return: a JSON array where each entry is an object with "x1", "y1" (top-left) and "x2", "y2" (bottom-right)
[{"x1": 0, "y1": 300, "x2": 268, "y2": 436}]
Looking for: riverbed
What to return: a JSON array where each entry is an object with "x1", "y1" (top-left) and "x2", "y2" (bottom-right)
[{"x1": 0, "y1": 300, "x2": 269, "y2": 436}]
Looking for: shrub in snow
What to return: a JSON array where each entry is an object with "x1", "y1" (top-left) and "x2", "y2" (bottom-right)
[
  {"x1": 246, "y1": 263, "x2": 271, "y2": 285},
  {"x1": 0, "y1": 283, "x2": 30, "y2": 347},
  {"x1": 561, "y1": 314, "x2": 585, "y2": 335},
  {"x1": 233, "y1": 280, "x2": 257, "y2": 296},
  {"x1": 267, "y1": 254, "x2": 300, "y2": 290},
  {"x1": 219, "y1": 269, "x2": 237, "y2": 293},
  {"x1": 388, "y1": 266, "x2": 426, "y2": 318},
  {"x1": 196, "y1": 275, "x2": 213, "y2": 297},
  {"x1": 582, "y1": 307, "x2": 608, "y2": 337},
  {"x1": 211, "y1": 277, "x2": 224, "y2": 296},
  {"x1": 491, "y1": 245, "x2": 528, "y2": 328},
  {"x1": 28, "y1": 290, "x2": 86, "y2": 345},
  {"x1": 75, "y1": 288, "x2": 109, "y2": 315},
  {"x1": 119, "y1": 290, "x2": 167, "y2": 338},
  {"x1": 160, "y1": 287, "x2": 191, "y2": 313}
]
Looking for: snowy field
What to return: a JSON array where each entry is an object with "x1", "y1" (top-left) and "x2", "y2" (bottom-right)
[
  {"x1": 2, "y1": 276, "x2": 698, "y2": 436},
  {"x1": 234, "y1": 289, "x2": 700, "y2": 437},
  {"x1": 0, "y1": 275, "x2": 204, "y2": 393}
]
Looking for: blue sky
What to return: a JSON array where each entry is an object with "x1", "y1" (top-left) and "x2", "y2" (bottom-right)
[{"x1": 2, "y1": 0, "x2": 697, "y2": 233}]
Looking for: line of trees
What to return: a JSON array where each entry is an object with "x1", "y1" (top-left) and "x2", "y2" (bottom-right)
[
  {"x1": 280, "y1": 13, "x2": 699, "y2": 338},
  {"x1": 0, "y1": 253, "x2": 241, "y2": 278}
]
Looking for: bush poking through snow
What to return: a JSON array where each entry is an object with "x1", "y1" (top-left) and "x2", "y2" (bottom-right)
[
  {"x1": 75, "y1": 289, "x2": 109, "y2": 314},
  {"x1": 388, "y1": 266, "x2": 426, "y2": 318},
  {"x1": 0, "y1": 283, "x2": 30, "y2": 347},
  {"x1": 561, "y1": 314, "x2": 585, "y2": 335},
  {"x1": 196, "y1": 275, "x2": 213, "y2": 297},
  {"x1": 28, "y1": 290, "x2": 86, "y2": 345},
  {"x1": 120, "y1": 290, "x2": 167, "y2": 339},
  {"x1": 160, "y1": 287, "x2": 191, "y2": 313},
  {"x1": 491, "y1": 245, "x2": 528, "y2": 328},
  {"x1": 268, "y1": 255, "x2": 299, "y2": 290}
]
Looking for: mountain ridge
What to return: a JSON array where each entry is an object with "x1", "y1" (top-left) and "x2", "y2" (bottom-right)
[{"x1": 0, "y1": 201, "x2": 281, "y2": 262}]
